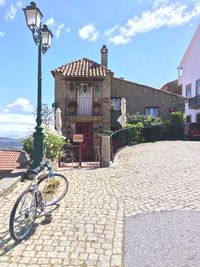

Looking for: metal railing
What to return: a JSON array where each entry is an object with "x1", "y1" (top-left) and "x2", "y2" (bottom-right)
[
  {"x1": 59, "y1": 136, "x2": 101, "y2": 168},
  {"x1": 111, "y1": 127, "x2": 138, "y2": 160},
  {"x1": 188, "y1": 95, "x2": 200, "y2": 109},
  {"x1": 65, "y1": 97, "x2": 104, "y2": 116}
]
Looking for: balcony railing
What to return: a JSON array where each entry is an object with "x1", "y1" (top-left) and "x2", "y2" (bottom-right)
[
  {"x1": 188, "y1": 95, "x2": 200, "y2": 109},
  {"x1": 65, "y1": 97, "x2": 104, "y2": 116}
]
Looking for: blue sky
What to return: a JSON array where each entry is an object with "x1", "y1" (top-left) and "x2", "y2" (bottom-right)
[{"x1": 0, "y1": 0, "x2": 200, "y2": 138}]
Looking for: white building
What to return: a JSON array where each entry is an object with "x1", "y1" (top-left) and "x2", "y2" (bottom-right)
[{"x1": 178, "y1": 24, "x2": 200, "y2": 123}]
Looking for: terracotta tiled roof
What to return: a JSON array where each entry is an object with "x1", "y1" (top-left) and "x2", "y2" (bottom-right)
[
  {"x1": 52, "y1": 58, "x2": 112, "y2": 78},
  {"x1": 161, "y1": 79, "x2": 182, "y2": 96},
  {"x1": 0, "y1": 150, "x2": 21, "y2": 171}
]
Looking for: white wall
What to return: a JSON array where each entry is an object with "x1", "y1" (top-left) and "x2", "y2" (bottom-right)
[{"x1": 178, "y1": 27, "x2": 200, "y2": 122}]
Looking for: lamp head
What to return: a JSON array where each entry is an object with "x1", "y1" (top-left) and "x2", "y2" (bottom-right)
[{"x1": 23, "y1": 1, "x2": 43, "y2": 31}]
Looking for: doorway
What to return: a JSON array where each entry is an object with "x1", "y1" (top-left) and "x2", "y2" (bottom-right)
[{"x1": 76, "y1": 122, "x2": 93, "y2": 161}]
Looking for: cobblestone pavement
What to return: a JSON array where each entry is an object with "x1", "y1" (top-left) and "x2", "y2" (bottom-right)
[{"x1": 1, "y1": 141, "x2": 200, "y2": 266}]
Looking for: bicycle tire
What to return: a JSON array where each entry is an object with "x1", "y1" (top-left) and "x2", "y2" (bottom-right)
[
  {"x1": 37, "y1": 173, "x2": 68, "y2": 206},
  {"x1": 9, "y1": 189, "x2": 37, "y2": 242}
]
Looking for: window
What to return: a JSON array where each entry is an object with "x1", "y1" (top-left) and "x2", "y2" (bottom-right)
[
  {"x1": 186, "y1": 84, "x2": 191, "y2": 98},
  {"x1": 144, "y1": 107, "x2": 159, "y2": 118},
  {"x1": 186, "y1": 115, "x2": 191, "y2": 123},
  {"x1": 196, "y1": 80, "x2": 200, "y2": 96},
  {"x1": 196, "y1": 113, "x2": 200, "y2": 123},
  {"x1": 111, "y1": 98, "x2": 121, "y2": 111}
]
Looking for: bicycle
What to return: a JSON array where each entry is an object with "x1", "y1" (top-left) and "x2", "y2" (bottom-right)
[{"x1": 9, "y1": 160, "x2": 68, "y2": 242}]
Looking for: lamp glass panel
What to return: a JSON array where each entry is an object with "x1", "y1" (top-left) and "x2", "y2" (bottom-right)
[
  {"x1": 25, "y1": 9, "x2": 37, "y2": 29},
  {"x1": 36, "y1": 10, "x2": 42, "y2": 29},
  {"x1": 41, "y1": 30, "x2": 49, "y2": 47},
  {"x1": 48, "y1": 33, "x2": 52, "y2": 47},
  {"x1": 42, "y1": 30, "x2": 53, "y2": 48}
]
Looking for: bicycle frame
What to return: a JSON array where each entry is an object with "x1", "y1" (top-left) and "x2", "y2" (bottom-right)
[{"x1": 27, "y1": 161, "x2": 54, "y2": 211}]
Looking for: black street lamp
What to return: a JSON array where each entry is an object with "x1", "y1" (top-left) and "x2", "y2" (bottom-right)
[{"x1": 23, "y1": 2, "x2": 53, "y2": 168}]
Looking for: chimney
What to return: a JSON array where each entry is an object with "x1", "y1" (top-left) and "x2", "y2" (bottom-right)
[{"x1": 101, "y1": 45, "x2": 108, "y2": 67}]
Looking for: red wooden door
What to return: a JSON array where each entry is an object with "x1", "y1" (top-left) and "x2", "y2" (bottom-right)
[{"x1": 76, "y1": 123, "x2": 93, "y2": 161}]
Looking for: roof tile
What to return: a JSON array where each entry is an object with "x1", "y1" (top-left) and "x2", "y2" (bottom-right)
[
  {"x1": 0, "y1": 150, "x2": 21, "y2": 171},
  {"x1": 52, "y1": 58, "x2": 111, "y2": 78}
]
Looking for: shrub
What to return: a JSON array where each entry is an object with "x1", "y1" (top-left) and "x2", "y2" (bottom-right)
[
  {"x1": 21, "y1": 129, "x2": 66, "y2": 162},
  {"x1": 44, "y1": 129, "x2": 66, "y2": 161},
  {"x1": 142, "y1": 125, "x2": 162, "y2": 142},
  {"x1": 170, "y1": 111, "x2": 185, "y2": 126},
  {"x1": 127, "y1": 113, "x2": 147, "y2": 125},
  {"x1": 126, "y1": 125, "x2": 138, "y2": 143},
  {"x1": 21, "y1": 136, "x2": 33, "y2": 160},
  {"x1": 170, "y1": 111, "x2": 185, "y2": 140}
]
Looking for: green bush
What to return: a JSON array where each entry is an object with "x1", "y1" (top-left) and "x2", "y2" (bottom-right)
[
  {"x1": 21, "y1": 136, "x2": 33, "y2": 160},
  {"x1": 141, "y1": 125, "x2": 162, "y2": 142},
  {"x1": 44, "y1": 129, "x2": 66, "y2": 161},
  {"x1": 170, "y1": 111, "x2": 185, "y2": 126},
  {"x1": 127, "y1": 112, "x2": 162, "y2": 127},
  {"x1": 170, "y1": 111, "x2": 185, "y2": 140},
  {"x1": 21, "y1": 129, "x2": 66, "y2": 162},
  {"x1": 126, "y1": 125, "x2": 138, "y2": 143},
  {"x1": 125, "y1": 112, "x2": 185, "y2": 143}
]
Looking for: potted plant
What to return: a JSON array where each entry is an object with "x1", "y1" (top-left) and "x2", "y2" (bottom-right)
[
  {"x1": 68, "y1": 101, "x2": 77, "y2": 113},
  {"x1": 93, "y1": 101, "x2": 101, "y2": 115}
]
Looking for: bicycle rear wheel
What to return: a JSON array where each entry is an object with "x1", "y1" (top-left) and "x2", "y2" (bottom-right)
[
  {"x1": 9, "y1": 189, "x2": 37, "y2": 242},
  {"x1": 38, "y1": 173, "x2": 68, "y2": 206}
]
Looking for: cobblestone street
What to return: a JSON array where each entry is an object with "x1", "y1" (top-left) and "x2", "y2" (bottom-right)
[{"x1": 1, "y1": 141, "x2": 200, "y2": 266}]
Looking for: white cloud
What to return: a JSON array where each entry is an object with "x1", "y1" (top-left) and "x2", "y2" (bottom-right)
[
  {"x1": 46, "y1": 16, "x2": 65, "y2": 39},
  {"x1": 106, "y1": 1, "x2": 200, "y2": 44},
  {"x1": 0, "y1": 32, "x2": 4, "y2": 37},
  {"x1": 0, "y1": 114, "x2": 35, "y2": 139},
  {"x1": 5, "y1": 3, "x2": 17, "y2": 21},
  {"x1": 3, "y1": 98, "x2": 34, "y2": 114},
  {"x1": 0, "y1": 98, "x2": 35, "y2": 138},
  {"x1": 79, "y1": 24, "x2": 99, "y2": 42},
  {"x1": 56, "y1": 23, "x2": 65, "y2": 39},
  {"x1": 153, "y1": 0, "x2": 170, "y2": 8},
  {"x1": 46, "y1": 17, "x2": 55, "y2": 27},
  {"x1": 16, "y1": 0, "x2": 23, "y2": 8},
  {"x1": 104, "y1": 25, "x2": 119, "y2": 37}
]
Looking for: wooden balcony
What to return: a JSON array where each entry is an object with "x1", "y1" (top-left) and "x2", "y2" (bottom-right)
[
  {"x1": 188, "y1": 95, "x2": 200, "y2": 109},
  {"x1": 65, "y1": 97, "x2": 106, "y2": 122}
]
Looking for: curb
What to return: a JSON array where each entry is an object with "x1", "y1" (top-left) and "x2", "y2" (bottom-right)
[
  {"x1": 0, "y1": 169, "x2": 26, "y2": 197},
  {"x1": 0, "y1": 176, "x2": 22, "y2": 197}
]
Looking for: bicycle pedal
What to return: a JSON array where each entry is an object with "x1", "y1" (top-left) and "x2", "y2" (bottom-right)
[{"x1": 44, "y1": 212, "x2": 52, "y2": 222}]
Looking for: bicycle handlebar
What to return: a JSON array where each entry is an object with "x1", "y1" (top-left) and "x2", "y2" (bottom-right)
[{"x1": 27, "y1": 160, "x2": 53, "y2": 177}]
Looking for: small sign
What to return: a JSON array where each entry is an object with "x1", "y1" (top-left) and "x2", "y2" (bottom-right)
[
  {"x1": 169, "y1": 107, "x2": 176, "y2": 112},
  {"x1": 73, "y1": 134, "x2": 84, "y2": 143}
]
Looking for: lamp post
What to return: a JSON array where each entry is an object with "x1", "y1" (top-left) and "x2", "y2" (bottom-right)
[{"x1": 23, "y1": 2, "x2": 53, "y2": 168}]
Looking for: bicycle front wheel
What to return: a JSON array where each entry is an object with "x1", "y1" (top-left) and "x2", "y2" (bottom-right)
[
  {"x1": 9, "y1": 189, "x2": 37, "y2": 242},
  {"x1": 38, "y1": 173, "x2": 68, "y2": 206}
]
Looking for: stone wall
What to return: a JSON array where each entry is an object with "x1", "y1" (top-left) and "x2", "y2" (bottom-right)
[
  {"x1": 111, "y1": 77, "x2": 185, "y2": 128},
  {"x1": 54, "y1": 72, "x2": 113, "y2": 134}
]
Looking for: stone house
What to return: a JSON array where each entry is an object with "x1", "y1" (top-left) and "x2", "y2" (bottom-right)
[
  {"x1": 51, "y1": 45, "x2": 184, "y2": 161},
  {"x1": 161, "y1": 79, "x2": 182, "y2": 96}
]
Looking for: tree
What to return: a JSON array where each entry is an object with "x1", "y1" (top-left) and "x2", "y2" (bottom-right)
[{"x1": 33, "y1": 104, "x2": 53, "y2": 128}]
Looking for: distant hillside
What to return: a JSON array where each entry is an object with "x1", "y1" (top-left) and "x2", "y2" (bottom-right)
[{"x1": 0, "y1": 137, "x2": 23, "y2": 150}]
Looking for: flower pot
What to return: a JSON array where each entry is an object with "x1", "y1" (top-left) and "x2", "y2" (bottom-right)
[
  {"x1": 93, "y1": 103, "x2": 101, "y2": 115},
  {"x1": 68, "y1": 102, "x2": 77, "y2": 113}
]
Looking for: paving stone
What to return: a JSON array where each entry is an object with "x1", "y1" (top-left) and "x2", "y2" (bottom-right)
[{"x1": 1, "y1": 141, "x2": 200, "y2": 266}]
